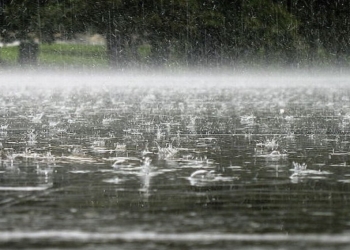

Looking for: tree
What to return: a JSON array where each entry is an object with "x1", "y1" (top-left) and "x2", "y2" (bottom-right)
[
  {"x1": 316, "y1": 0, "x2": 350, "y2": 66},
  {"x1": 1, "y1": 0, "x2": 38, "y2": 64},
  {"x1": 0, "y1": 0, "x2": 68, "y2": 65},
  {"x1": 0, "y1": 0, "x2": 348, "y2": 68},
  {"x1": 239, "y1": 0, "x2": 301, "y2": 66},
  {"x1": 76, "y1": 0, "x2": 144, "y2": 68}
]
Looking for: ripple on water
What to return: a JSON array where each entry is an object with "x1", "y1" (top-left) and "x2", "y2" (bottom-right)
[
  {"x1": 103, "y1": 177, "x2": 121, "y2": 184},
  {"x1": 0, "y1": 230, "x2": 349, "y2": 245},
  {"x1": 69, "y1": 170, "x2": 92, "y2": 174},
  {"x1": 0, "y1": 185, "x2": 51, "y2": 191}
]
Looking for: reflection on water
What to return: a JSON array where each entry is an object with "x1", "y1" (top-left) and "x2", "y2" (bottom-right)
[{"x1": 0, "y1": 74, "x2": 350, "y2": 248}]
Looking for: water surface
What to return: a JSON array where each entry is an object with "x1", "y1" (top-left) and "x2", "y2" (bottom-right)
[{"x1": 0, "y1": 73, "x2": 350, "y2": 249}]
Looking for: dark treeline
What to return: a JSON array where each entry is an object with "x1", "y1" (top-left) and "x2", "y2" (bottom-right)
[{"x1": 0, "y1": 0, "x2": 349, "y2": 68}]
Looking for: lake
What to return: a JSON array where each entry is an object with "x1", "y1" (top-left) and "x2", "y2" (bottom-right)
[{"x1": 0, "y1": 72, "x2": 350, "y2": 249}]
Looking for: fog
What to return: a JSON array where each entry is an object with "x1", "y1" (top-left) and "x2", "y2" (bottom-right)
[{"x1": 1, "y1": 68, "x2": 350, "y2": 89}]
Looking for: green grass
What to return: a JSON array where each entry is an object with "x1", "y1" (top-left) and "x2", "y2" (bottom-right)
[
  {"x1": 0, "y1": 43, "x2": 108, "y2": 68},
  {"x1": 0, "y1": 46, "x2": 18, "y2": 66}
]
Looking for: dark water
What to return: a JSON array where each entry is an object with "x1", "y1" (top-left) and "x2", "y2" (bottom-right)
[{"x1": 1, "y1": 74, "x2": 350, "y2": 249}]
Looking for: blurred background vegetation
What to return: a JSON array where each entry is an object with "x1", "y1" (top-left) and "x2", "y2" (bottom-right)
[{"x1": 0, "y1": 0, "x2": 349, "y2": 69}]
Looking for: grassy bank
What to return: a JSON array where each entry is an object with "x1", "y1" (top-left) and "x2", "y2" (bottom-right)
[
  {"x1": 0, "y1": 43, "x2": 108, "y2": 68},
  {"x1": 1, "y1": 42, "x2": 349, "y2": 72}
]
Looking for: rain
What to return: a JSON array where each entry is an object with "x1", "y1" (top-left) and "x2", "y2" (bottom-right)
[{"x1": 1, "y1": 1, "x2": 350, "y2": 249}]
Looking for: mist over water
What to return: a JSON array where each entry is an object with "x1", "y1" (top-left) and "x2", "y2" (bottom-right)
[
  {"x1": 1, "y1": 68, "x2": 350, "y2": 89},
  {"x1": 1, "y1": 70, "x2": 350, "y2": 249}
]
